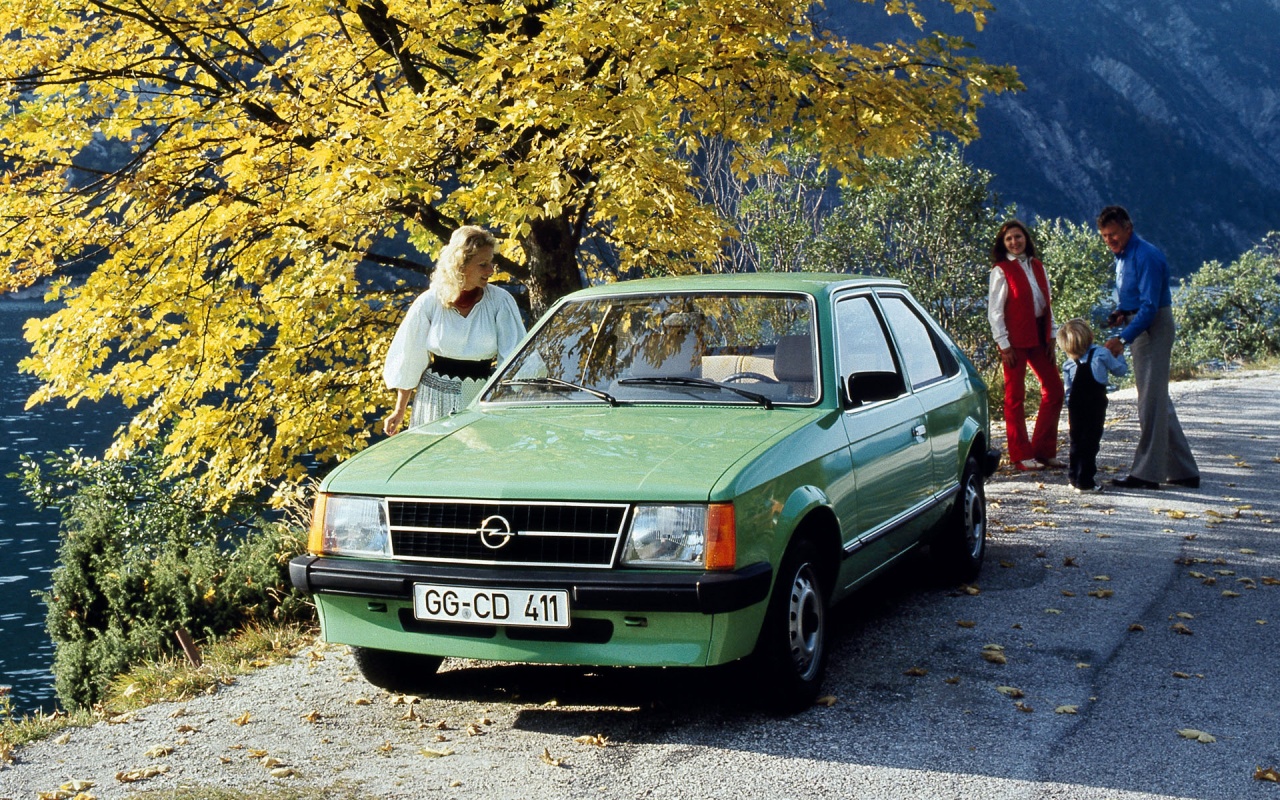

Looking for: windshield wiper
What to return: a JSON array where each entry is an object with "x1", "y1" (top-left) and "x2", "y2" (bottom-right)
[
  {"x1": 616, "y1": 376, "x2": 774, "y2": 409},
  {"x1": 499, "y1": 377, "x2": 619, "y2": 406}
]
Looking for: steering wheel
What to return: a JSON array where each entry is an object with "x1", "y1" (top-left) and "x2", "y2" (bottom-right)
[{"x1": 723, "y1": 371, "x2": 781, "y2": 385}]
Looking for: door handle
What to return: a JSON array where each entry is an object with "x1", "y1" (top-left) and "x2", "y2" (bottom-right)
[{"x1": 912, "y1": 424, "x2": 927, "y2": 439}]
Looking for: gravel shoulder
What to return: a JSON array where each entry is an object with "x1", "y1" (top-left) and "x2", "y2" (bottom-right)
[{"x1": 3, "y1": 370, "x2": 1279, "y2": 800}]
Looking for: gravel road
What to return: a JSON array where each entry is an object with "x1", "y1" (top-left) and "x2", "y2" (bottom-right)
[{"x1": 3, "y1": 370, "x2": 1278, "y2": 800}]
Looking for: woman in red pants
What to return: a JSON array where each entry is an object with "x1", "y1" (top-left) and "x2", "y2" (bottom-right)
[{"x1": 987, "y1": 220, "x2": 1065, "y2": 472}]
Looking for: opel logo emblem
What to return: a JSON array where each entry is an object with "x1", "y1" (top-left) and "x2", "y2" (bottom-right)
[{"x1": 477, "y1": 514, "x2": 514, "y2": 550}]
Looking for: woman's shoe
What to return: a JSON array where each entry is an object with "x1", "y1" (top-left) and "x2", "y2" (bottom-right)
[
  {"x1": 1038, "y1": 457, "x2": 1067, "y2": 469},
  {"x1": 1015, "y1": 459, "x2": 1045, "y2": 472}
]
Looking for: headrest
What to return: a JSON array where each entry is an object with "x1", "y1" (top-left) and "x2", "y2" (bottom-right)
[{"x1": 774, "y1": 334, "x2": 814, "y2": 383}]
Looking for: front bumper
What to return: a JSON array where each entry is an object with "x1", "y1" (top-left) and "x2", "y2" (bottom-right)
[{"x1": 289, "y1": 555, "x2": 772, "y2": 616}]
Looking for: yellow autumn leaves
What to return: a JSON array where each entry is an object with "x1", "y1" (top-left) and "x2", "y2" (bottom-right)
[{"x1": 0, "y1": 0, "x2": 1018, "y2": 505}]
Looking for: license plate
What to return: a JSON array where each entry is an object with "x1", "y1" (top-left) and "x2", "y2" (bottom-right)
[{"x1": 412, "y1": 584, "x2": 570, "y2": 628}]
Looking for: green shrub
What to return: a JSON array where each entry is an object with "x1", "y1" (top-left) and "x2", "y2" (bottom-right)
[
  {"x1": 1173, "y1": 232, "x2": 1280, "y2": 373},
  {"x1": 21, "y1": 448, "x2": 312, "y2": 709}
]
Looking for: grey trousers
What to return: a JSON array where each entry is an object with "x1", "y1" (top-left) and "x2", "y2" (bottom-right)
[{"x1": 1129, "y1": 305, "x2": 1199, "y2": 482}]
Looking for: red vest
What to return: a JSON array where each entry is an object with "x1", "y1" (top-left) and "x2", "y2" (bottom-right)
[{"x1": 996, "y1": 258, "x2": 1052, "y2": 348}]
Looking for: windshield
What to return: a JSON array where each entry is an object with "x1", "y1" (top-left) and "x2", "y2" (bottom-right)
[{"x1": 485, "y1": 292, "x2": 819, "y2": 406}]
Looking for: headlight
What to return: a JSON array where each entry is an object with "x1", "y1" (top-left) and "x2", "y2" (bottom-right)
[
  {"x1": 621, "y1": 503, "x2": 735, "y2": 569},
  {"x1": 308, "y1": 494, "x2": 390, "y2": 557}
]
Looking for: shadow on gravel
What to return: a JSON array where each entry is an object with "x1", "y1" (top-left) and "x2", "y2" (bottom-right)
[{"x1": 393, "y1": 551, "x2": 956, "y2": 738}]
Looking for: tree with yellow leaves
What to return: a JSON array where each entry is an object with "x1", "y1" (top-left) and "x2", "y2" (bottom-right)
[{"x1": 0, "y1": 0, "x2": 1018, "y2": 505}]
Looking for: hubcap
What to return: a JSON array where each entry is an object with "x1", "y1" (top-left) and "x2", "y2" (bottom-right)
[
  {"x1": 963, "y1": 476, "x2": 986, "y2": 560},
  {"x1": 786, "y1": 564, "x2": 825, "y2": 681}
]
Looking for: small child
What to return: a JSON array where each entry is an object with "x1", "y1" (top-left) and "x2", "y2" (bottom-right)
[{"x1": 1056, "y1": 318, "x2": 1129, "y2": 492}]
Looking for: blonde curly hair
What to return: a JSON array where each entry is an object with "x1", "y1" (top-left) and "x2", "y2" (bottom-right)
[{"x1": 430, "y1": 225, "x2": 497, "y2": 307}]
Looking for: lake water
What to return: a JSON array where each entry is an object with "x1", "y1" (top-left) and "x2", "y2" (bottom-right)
[{"x1": 0, "y1": 301, "x2": 128, "y2": 715}]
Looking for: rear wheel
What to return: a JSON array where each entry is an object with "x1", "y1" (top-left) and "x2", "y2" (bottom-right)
[
  {"x1": 932, "y1": 453, "x2": 987, "y2": 582},
  {"x1": 351, "y1": 646, "x2": 443, "y2": 693},
  {"x1": 753, "y1": 539, "x2": 829, "y2": 713}
]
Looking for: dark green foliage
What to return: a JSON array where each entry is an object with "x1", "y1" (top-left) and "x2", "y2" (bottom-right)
[
  {"x1": 20, "y1": 448, "x2": 311, "y2": 709},
  {"x1": 1173, "y1": 232, "x2": 1280, "y2": 371}
]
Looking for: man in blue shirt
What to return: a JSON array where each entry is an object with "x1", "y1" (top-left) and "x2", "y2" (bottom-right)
[{"x1": 1097, "y1": 205, "x2": 1200, "y2": 490}]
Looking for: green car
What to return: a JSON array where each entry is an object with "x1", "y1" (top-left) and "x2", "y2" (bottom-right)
[{"x1": 291, "y1": 273, "x2": 998, "y2": 710}]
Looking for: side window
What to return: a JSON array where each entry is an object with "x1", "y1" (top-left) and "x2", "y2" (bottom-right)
[
  {"x1": 835, "y1": 295, "x2": 898, "y2": 377},
  {"x1": 879, "y1": 295, "x2": 950, "y2": 388}
]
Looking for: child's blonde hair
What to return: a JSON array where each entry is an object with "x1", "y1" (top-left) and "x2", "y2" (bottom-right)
[{"x1": 1056, "y1": 318, "x2": 1094, "y2": 359}]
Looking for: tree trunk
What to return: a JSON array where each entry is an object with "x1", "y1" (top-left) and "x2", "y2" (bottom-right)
[{"x1": 520, "y1": 216, "x2": 585, "y2": 317}]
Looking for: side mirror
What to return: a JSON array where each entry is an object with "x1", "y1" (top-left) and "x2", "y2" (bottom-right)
[{"x1": 846, "y1": 371, "x2": 906, "y2": 408}]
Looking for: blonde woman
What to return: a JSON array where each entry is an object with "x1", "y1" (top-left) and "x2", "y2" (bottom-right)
[{"x1": 382, "y1": 226, "x2": 526, "y2": 435}]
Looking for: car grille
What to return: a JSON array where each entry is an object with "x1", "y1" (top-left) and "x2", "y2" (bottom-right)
[{"x1": 386, "y1": 499, "x2": 628, "y2": 568}]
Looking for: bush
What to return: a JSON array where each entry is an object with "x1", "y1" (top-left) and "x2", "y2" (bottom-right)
[
  {"x1": 21, "y1": 448, "x2": 312, "y2": 709},
  {"x1": 1173, "y1": 232, "x2": 1280, "y2": 373}
]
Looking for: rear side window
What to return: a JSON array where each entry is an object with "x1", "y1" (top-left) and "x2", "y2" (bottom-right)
[{"x1": 878, "y1": 295, "x2": 957, "y2": 389}]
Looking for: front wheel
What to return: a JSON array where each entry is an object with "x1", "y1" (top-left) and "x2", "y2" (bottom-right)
[
  {"x1": 753, "y1": 539, "x2": 829, "y2": 713},
  {"x1": 932, "y1": 453, "x2": 987, "y2": 582},
  {"x1": 351, "y1": 646, "x2": 443, "y2": 693}
]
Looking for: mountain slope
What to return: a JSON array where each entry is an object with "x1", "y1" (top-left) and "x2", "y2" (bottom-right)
[{"x1": 823, "y1": 0, "x2": 1280, "y2": 275}]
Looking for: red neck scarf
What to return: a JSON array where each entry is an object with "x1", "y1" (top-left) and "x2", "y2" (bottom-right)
[{"x1": 453, "y1": 287, "x2": 483, "y2": 315}]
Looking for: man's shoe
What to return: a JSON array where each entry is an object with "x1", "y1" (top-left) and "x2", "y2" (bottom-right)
[
  {"x1": 1110, "y1": 475, "x2": 1160, "y2": 490},
  {"x1": 1015, "y1": 459, "x2": 1045, "y2": 472},
  {"x1": 1039, "y1": 457, "x2": 1067, "y2": 469},
  {"x1": 1167, "y1": 476, "x2": 1201, "y2": 489}
]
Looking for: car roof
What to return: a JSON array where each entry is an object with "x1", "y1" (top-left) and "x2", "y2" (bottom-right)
[{"x1": 565, "y1": 272, "x2": 907, "y2": 300}]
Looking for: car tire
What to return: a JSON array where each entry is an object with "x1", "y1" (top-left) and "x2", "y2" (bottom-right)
[
  {"x1": 753, "y1": 539, "x2": 830, "y2": 713},
  {"x1": 933, "y1": 453, "x2": 987, "y2": 582},
  {"x1": 351, "y1": 646, "x2": 444, "y2": 693}
]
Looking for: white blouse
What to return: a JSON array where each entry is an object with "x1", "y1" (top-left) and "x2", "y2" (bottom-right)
[{"x1": 382, "y1": 285, "x2": 526, "y2": 390}]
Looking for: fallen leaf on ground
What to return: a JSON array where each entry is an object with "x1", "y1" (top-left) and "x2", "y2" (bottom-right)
[
  {"x1": 231, "y1": 711, "x2": 251, "y2": 726},
  {"x1": 959, "y1": 584, "x2": 981, "y2": 596},
  {"x1": 1222, "y1": 590, "x2": 1241, "y2": 598},
  {"x1": 1088, "y1": 589, "x2": 1115, "y2": 598},
  {"x1": 1176, "y1": 612, "x2": 1194, "y2": 619},
  {"x1": 956, "y1": 619, "x2": 976, "y2": 628},
  {"x1": 904, "y1": 666, "x2": 928, "y2": 677},
  {"x1": 353, "y1": 697, "x2": 372, "y2": 706},
  {"x1": 302, "y1": 710, "x2": 321, "y2": 723},
  {"x1": 270, "y1": 767, "x2": 298, "y2": 778},
  {"x1": 1177, "y1": 728, "x2": 1216, "y2": 743},
  {"x1": 1173, "y1": 672, "x2": 1192, "y2": 679},
  {"x1": 815, "y1": 695, "x2": 838, "y2": 707},
  {"x1": 145, "y1": 745, "x2": 173, "y2": 758},
  {"x1": 1014, "y1": 701, "x2": 1034, "y2": 713},
  {"x1": 419, "y1": 748, "x2": 454, "y2": 758},
  {"x1": 1256, "y1": 767, "x2": 1280, "y2": 782},
  {"x1": 1055, "y1": 705, "x2": 1078, "y2": 714},
  {"x1": 540, "y1": 747, "x2": 565, "y2": 767},
  {"x1": 1172, "y1": 623, "x2": 1194, "y2": 635},
  {"x1": 996, "y1": 686, "x2": 1024, "y2": 698},
  {"x1": 1093, "y1": 575, "x2": 1111, "y2": 581},
  {"x1": 573, "y1": 734, "x2": 610, "y2": 748},
  {"x1": 115, "y1": 766, "x2": 169, "y2": 783},
  {"x1": 1129, "y1": 623, "x2": 1146, "y2": 632}
]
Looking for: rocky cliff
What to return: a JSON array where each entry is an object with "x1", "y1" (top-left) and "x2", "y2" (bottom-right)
[{"x1": 825, "y1": 0, "x2": 1280, "y2": 275}]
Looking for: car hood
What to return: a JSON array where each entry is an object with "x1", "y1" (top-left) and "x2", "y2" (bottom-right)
[{"x1": 322, "y1": 406, "x2": 824, "y2": 501}]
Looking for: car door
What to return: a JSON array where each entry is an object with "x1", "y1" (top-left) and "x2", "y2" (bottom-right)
[
  {"x1": 877, "y1": 292, "x2": 969, "y2": 497},
  {"x1": 833, "y1": 292, "x2": 933, "y2": 589}
]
